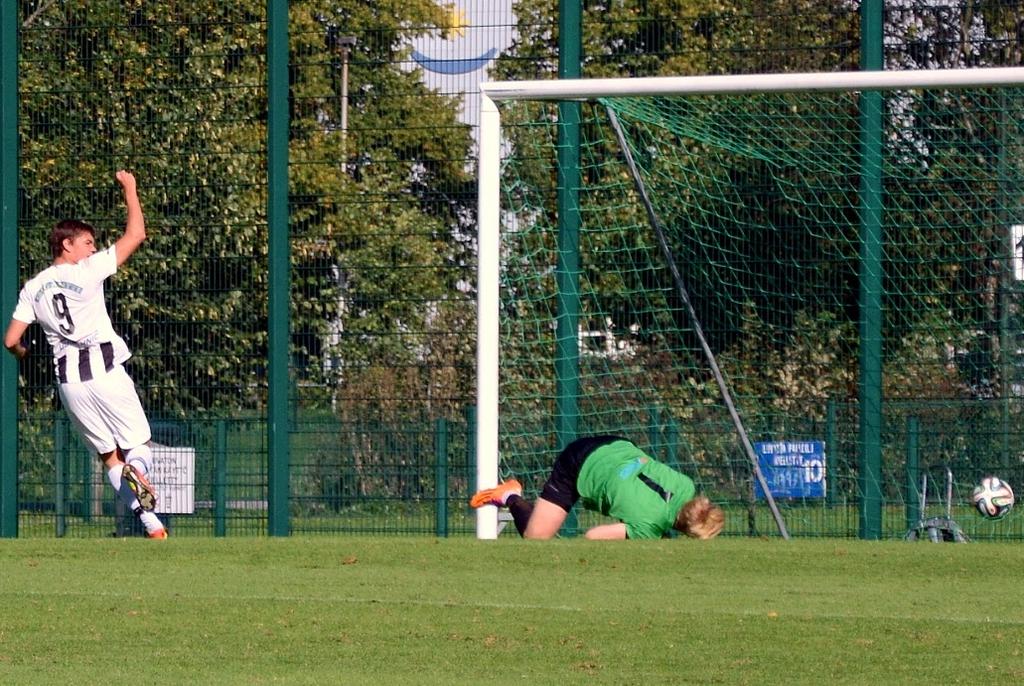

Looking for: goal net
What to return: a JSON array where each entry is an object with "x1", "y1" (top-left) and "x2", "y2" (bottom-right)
[{"x1": 476, "y1": 69, "x2": 1024, "y2": 540}]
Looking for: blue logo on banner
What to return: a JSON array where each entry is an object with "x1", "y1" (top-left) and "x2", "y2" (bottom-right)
[
  {"x1": 412, "y1": 47, "x2": 498, "y2": 75},
  {"x1": 753, "y1": 441, "x2": 826, "y2": 500}
]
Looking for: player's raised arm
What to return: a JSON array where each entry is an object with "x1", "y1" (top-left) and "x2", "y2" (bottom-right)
[{"x1": 113, "y1": 170, "x2": 146, "y2": 266}]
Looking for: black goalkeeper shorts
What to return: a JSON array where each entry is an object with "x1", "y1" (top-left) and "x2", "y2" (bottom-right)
[{"x1": 539, "y1": 434, "x2": 628, "y2": 511}]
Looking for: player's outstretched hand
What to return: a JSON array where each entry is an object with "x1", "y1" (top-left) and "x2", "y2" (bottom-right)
[{"x1": 115, "y1": 170, "x2": 137, "y2": 194}]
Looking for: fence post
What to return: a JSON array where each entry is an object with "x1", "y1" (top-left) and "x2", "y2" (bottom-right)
[
  {"x1": 81, "y1": 432, "x2": 93, "y2": 523},
  {"x1": 647, "y1": 405, "x2": 661, "y2": 458},
  {"x1": 55, "y1": 416, "x2": 67, "y2": 537},
  {"x1": 266, "y1": 0, "x2": 291, "y2": 537},
  {"x1": 0, "y1": 0, "x2": 18, "y2": 539},
  {"x1": 825, "y1": 398, "x2": 837, "y2": 505},
  {"x1": 665, "y1": 418, "x2": 680, "y2": 471},
  {"x1": 905, "y1": 415, "x2": 920, "y2": 532},
  {"x1": 435, "y1": 418, "x2": 449, "y2": 537},
  {"x1": 857, "y1": 0, "x2": 885, "y2": 541},
  {"x1": 215, "y1": 419, "x2": 227, "y2": 537},
  {"x1": 464, "y1": 405, "x2": 476, "y2": 497},
  {"x1": 554, "y1": 0, "x2": 582, "y2": 537}
]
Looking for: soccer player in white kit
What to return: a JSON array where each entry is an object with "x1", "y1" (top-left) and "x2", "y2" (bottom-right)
[{"x1": 4, "y1": 170, "x2": 166, "y2": 538}]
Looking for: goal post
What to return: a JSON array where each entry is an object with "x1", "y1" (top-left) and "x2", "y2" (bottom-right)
[
  {"x1": 476, "y1": 93, "x2": 502, "y2": 539},
  {"x1": 476, "y1": 67, "x2": 1024, "y2": 540}
]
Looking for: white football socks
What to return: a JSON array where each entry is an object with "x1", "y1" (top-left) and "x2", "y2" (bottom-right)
[{"x1": 138, "y1": 510, "x2": 164, "y2": 535}]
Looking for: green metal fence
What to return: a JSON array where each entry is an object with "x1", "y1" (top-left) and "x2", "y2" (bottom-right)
[
  {"x1": 17, "y1": 412, "x2": 474, "y2": 538},
  {"x1": 3, "y1": 2, "x2": 1024, "y2": 538}
]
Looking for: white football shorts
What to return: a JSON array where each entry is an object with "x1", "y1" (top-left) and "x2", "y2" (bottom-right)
[{"x1": 58, "y1": 364, "x2": 152, "y2": 455}]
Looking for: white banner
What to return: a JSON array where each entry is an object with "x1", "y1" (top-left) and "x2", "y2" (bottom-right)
[{"x1": 152, "y1": 445, "x2": 195, "y2": 514}]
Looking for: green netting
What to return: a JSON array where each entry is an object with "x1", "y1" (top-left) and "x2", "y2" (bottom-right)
[{"x1": 494, "y1": 86, "x2": 1024, "y2": 539}]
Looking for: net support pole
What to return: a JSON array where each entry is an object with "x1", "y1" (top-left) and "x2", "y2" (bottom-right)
[
  {"x1": 857, "y1": 0, "x2": 884, "y2": 540},
  {"x1": 475, "y1": 93, "x2": 501, "y2": 539},
  {"x1": 555, "y1": 0, "x2": 583, "y2": 536},
  {"x1": 605, "y1": 105, "x2": 791, "y2": 540}
]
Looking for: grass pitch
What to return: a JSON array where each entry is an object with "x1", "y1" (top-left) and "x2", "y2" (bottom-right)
[{"x1": 1, "y1": 536, "x2": 1022, "y2": 685}]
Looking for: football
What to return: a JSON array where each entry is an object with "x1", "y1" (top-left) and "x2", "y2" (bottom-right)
[{"x1": 971, "y1": 476, "x2": 1015, "y2": 520}]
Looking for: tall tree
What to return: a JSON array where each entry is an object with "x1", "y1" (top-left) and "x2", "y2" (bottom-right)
[{"x1": 16, "y1": 0, "x2": 478, "y2": 419}]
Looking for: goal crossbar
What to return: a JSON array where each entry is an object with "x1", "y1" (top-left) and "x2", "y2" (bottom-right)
[{"x1": 481, "y1": 66, "x2": 1024, "y2": 101}]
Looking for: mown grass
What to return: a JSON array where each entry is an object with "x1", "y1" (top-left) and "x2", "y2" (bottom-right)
[{"x1": 1, "y1": 537, "x2": 1022, "y2": 685}]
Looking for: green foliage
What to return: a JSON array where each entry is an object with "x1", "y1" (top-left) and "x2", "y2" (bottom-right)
[
  {"x1": 496, "y1": 0, "x2": 859, "y2": 81},
  {"x1": 17, "y1": 1, "x2": 476, "y2": 418},
  {"x1": 685, "y1": 307, "x2": 857, "y2": 425}
]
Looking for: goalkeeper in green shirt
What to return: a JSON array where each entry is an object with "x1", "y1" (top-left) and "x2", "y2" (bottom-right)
[{"x1": 470, "y1": 435, "x2": 724, "y2": 540}]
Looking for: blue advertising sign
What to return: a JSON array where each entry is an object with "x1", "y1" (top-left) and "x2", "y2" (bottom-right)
[{"x1": 753, "y1": 441, "x2": 826, "y2": 500}]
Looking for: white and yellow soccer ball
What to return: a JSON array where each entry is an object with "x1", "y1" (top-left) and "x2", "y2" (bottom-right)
[{"x1": 971, "y1": 476, "x2": 1015, "y2": 520}]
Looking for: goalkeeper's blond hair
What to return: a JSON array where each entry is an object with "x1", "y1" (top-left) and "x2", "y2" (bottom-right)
[{"x1": 674, "y1": 495, "x2": 725, "y2": 539}]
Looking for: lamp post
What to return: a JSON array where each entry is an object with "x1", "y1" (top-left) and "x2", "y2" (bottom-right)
[{"x1": 334, "y1": 35, "x2": 357, "y2": 138}]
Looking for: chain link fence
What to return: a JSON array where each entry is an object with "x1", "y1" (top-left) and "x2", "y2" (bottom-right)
[{"x1": 4, "y1": 1, "x2": 1024, "y2": 537}]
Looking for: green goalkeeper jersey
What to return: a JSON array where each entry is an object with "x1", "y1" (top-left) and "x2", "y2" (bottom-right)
[{"x1": 576, "y1": 440, "x2": 696, "y2": 539}]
